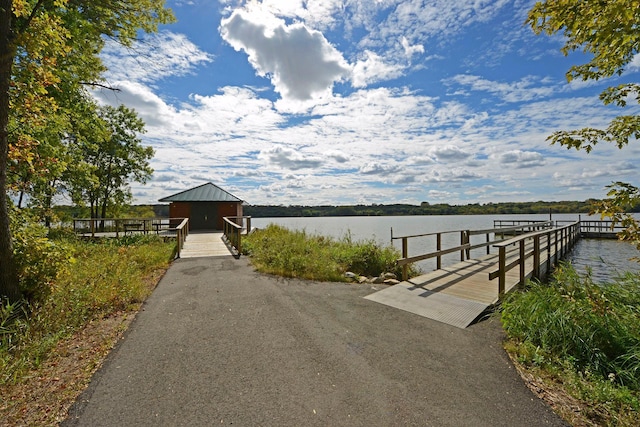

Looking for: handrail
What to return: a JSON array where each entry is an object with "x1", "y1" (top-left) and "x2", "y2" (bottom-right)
[
  {"x1": 174, "y1": 218, "x2": 189, "y2": 258},
  {"x1": 557, "y1": 219, "x2": 626, "y2": 237},
  {"x1": 490, "y1": 221, "x2": 580, "y2": 299},
  {"x1": 222, "y1": 216, "x2": 252, "y2": 256},
  {"x1": 489, "y1": 220, "x2": 553, "y2": 235},
  {"x1": 397, "y1": 243, "x2": 471, "y2": 266},
  {"x1": 392, "y1": 221, "x2": 553, "y2": 281},
  {"x1": 73, "y1": 217, "x2": 187, "y2": 237}
]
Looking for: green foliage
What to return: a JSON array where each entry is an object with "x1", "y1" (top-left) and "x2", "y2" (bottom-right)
[
  {"x1": 243, "y1": 224, "x2": 418, "y2": 281},
  {"x1": 595, "y1": 182, "x2": 640, "y2": 251},
  {"x1": 502, "y1": 263, "x2": 640, "y2": 389},
  {"x1": 337, "y1": 232, "x2": 402, "y2": 278},
  {"x1": 527, "y1": 0, "x2": 640, "y2": 251},
  {"x1": 67, "y1": 104, "x2": 154, "y2": 219},
  {"x1": 0, "y1": 236, "x2": 174, "y2": 385},
  {"x1": 10, "y1": 209, "x2": 71, "y2": 302},
  {"x1": 501, "y1": 263, "x2": 640, "y2": 424},
  {"x1": 1, "y1": 0, "x2": 175, "y2": 301},
  {"x1": 528, "y1": 0, "x2": 639, "y2": 82},
  {"x1": 0, "y1": 299, "x2": 28, "y2": 351}
]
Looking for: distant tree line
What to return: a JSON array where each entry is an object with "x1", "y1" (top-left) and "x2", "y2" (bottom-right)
[
  {"x1": 49, "y1": 198, "x2": 640, "y2": 221},
  {"x1": 242, "y1": 199, "x2": 634, "y2": 218}
]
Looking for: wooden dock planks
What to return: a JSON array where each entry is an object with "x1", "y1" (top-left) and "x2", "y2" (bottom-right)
[
  {"x1": 178, "y1": 231, "x2": 234, "y2": 258},
  {"x1": 365, "y1": 241, "x2": 559, "y2": 328}
]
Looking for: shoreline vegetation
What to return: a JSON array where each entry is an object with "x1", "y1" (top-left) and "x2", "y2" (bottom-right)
[
  {"x1": 2, "y1": 216, "x2": 638, "y2": 426},
  {"x1": 242, "y1": 224, "x2": 420, "y2": 282},
  {"x1": 1, "y1": 230, "x2": 174, "y2": 425},
  {"x1": 502, "y1": 265, "x2": 640, "y2": 426}
]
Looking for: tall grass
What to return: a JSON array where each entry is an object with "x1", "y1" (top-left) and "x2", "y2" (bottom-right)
[
  {"x1": 0, "y1": 234, "x2": 174, "y2": 386},
  {"x1": 243, "y1": 224, "x2": 419, "y2": 281},
  {"x1": 501, "y1": 262, "x2": 640, "y2": 425}
]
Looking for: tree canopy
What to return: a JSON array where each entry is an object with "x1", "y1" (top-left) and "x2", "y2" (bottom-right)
[
  {"x1": 0, "y1": 0, "x2": 174, "y2": 300},
  {"x1": 527, "y1": 0, "x2": 640, "y2": 249},
  {"x1": 67, "y1": 104, "x2": 153, "y2": 220}
]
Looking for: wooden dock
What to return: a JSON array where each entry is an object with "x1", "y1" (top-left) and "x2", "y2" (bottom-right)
[
  {"x1": 178, "y1": 231, "x2": 234, "y2": 258},
  {"x1": 365, "y1": 248, "x2": 529, "y2": 328},
  {"x1": 366, "y1": 222, "x2": 580, "y2": 328}
]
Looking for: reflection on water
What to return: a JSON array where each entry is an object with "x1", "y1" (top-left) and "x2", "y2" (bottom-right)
[{"x1": 565, "y1": 238, "x2": 639, "y2": 283}]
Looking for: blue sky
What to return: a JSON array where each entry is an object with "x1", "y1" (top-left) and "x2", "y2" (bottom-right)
[{"x1": 93, "y1": 0, "x2": 640, "y2": 206}]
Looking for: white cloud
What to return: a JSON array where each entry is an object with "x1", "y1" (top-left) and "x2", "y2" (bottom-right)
[
  {"x1": 91, "y1": 2, "x2": 640, "y2": 206},
  {"x1": 255, "y1": 0, "x2": 344, "y2": 30},
  {"x1": 430, "y1": 145, "x2": 471, "y2": 162},
  {"x1": 428, "y1": 190, "x2": 453, "y2": 199},
  {"x1": 445, "y1": 74, "x2": 557, "y2": 103},
  {"x1": 359, "y1": 162, "x2": 401, "y2": 176},
  {"x1": 357, "y1": 0, "x2": 511, "y2": 53},
  {"x1": 491, "y1": 150, "x2": 546, "y2": 168},
  {"x1": 219, "y1": 8, "x2": 350, "y2": 101},
  {"x1": 627, "y1": 53, "x2": 640, "y2": 72},
  {"x1": 352, "y1": 50, "x2": 404, "y2": 88},
  {"x1": 325, "y1": 150, "x2": 351, "y2": 163},
  {"x1": 401, "y1": 36, "x2": 424, "y2": 58},
  {"x1": 92, "y1": 81, "x2": 177, "y2": 127},
  {"x1": 101, "y1": 31, "x2": 213, "y2": 84},
  {"x1": 260, "y1": 146, "x2": 324, "y2": 170}
]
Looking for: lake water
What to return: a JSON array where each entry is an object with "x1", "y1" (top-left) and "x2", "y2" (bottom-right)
[{"x1": 251, "y1": 214, "x2": 640, "y2": 283}]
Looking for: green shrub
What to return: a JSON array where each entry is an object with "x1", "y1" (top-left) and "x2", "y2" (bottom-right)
[
  {"x1": 501, "y1": 263, "x2": 640, "y2": 425},
  {"x1": 502, "y1": 263, "x2": 640, "y2": 389},
  {"x1": 11, "y1": 210, "x2": 72, "y2": 302},
  {"x1": 0, "y1": 236, "x2": 174, "y2": 386},
  {"x1": 243, "y1": 224, "x2": 418, "y2": 281}
]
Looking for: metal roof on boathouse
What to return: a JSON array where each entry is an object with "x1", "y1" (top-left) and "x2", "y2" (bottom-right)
[{"x1": 158, "y1": 182, "x2": 243, "y2": 203}]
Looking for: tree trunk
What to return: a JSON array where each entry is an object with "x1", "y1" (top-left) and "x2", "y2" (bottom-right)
[
  {"x1": 44, "y1": 182, "x2": 53, "y2": 228},
  {"x1": 0, "y1": 0, "x2": 21, "y2": 301},
  {"x1": 100, "y1": 199, "x2": 107, "y2": 232},
  {"x1": 100, "y1": 196, "x2": 108, "y2": 221}
]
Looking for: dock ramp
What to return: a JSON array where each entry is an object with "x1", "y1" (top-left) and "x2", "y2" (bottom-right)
[{"x1": 365, "y1": 282, "x2": 490, "y2": 329}]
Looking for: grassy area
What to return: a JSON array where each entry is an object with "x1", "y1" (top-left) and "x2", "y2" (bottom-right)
[
  {"x1": 243, "y1": 224, "x2": 419, "y2": 281},
  {"x1": 500, "y1": 263, "x2": 640, "y2": 426},
  {"x1": 0, "y1": 233, "x2": 174, "y2": 424}
]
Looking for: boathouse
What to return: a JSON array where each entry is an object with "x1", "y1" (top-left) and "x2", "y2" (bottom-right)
[{"x1": 158, "y1": 182, "x2": 244, "y2": 231}]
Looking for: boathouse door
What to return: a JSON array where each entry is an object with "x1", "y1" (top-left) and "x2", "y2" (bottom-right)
[{"x1": 190, "y1": 202, "x2": 218, "y2": 230}]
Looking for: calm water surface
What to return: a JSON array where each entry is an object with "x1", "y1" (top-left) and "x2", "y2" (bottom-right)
[{"x1": 251, "y1": 214, "x2": 639, "y2": 282}]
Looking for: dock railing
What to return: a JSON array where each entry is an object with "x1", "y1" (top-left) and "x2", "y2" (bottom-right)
[
  {"x1": 393, "y1": 221, "x2": 553, "y2": 281},
  {"x1": 222, "y1": 216, "x2": 252, "y2": 256},
  {"x1": 556, "y1": 219, "x2": 626, "y2": 238},
  {"x1": 174, "y1": 218, "x2": 189, "y2": 258},
  {"x1": 489, "y1": 221, "x2": 580, "y2": 299},
  {"x1": 73, "y1": 217, "x2": 188, "y2": 238}
]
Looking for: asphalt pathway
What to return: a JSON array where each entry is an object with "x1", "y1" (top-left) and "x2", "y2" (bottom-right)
[{"x1": 64, "y1": 257, "x2": 567, "y2": 427}]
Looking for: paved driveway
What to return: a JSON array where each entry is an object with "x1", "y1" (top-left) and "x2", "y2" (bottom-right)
[{"x1": 64, "y1": 257, "x2": 566, "y2": 426}]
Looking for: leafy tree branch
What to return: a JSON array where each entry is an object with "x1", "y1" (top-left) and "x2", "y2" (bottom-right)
[{"x1": 527, "y1": 0, "x2": 640, "y2": 250}]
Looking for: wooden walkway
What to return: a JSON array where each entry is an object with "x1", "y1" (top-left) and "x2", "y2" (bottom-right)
[
  {"x1": 179, "y1": 231, "x2": 234, "y2": 258},
  {"x1": 366, "y1": 228, "x2": 573, "y2": 329},
  {"x1": 365, "y1": 250, "x2": 523, "y2": 328}
]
